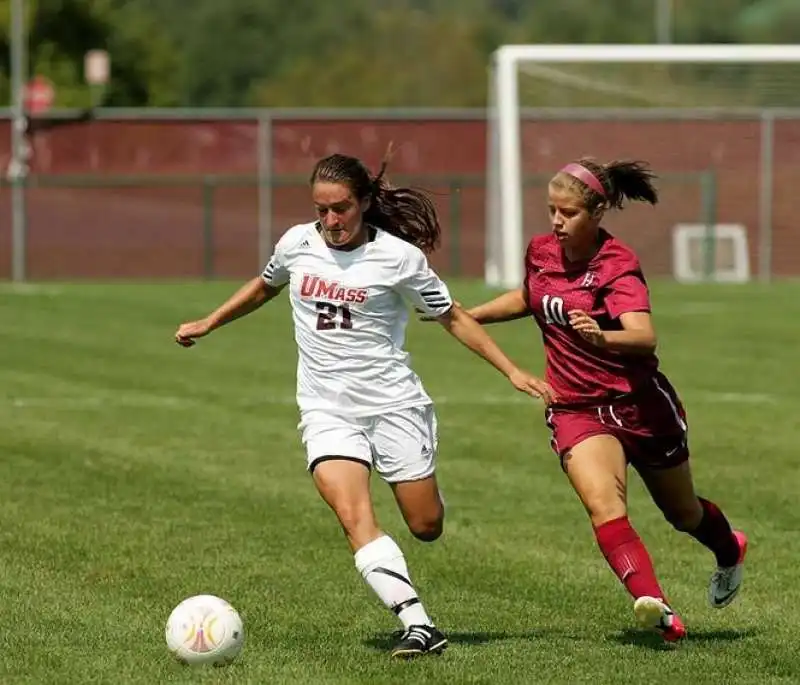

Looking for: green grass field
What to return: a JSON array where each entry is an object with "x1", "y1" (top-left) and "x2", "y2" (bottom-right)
[{"x1": 1, "y1": 280, "x2": 798, "y2": 684}]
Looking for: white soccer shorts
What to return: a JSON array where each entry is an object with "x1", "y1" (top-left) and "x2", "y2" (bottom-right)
[{"x1": 298, "y1": 404, "x2": 438, "y2": 483}]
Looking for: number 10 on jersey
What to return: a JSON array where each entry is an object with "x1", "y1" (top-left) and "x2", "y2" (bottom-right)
[
  {"x1": 316, "y1": 302, "x2": 353, "y2": 330},
  {"x1": 542, "y1": 295, "x2": 568, "y2": 326}
]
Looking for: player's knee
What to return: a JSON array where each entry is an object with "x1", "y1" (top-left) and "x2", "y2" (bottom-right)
[
  {"x1": 408, "y1": 515, "x2": 444, "y2": 542},
  {"x1": 410, "y1": 522, "x2": 442, "y2": 542},
  {"x1": 585, "y1": 501, "x2": 627, "y2": 528},
  {"x1": 663, "y1": 506, "x2": 703, "y2": 532}
]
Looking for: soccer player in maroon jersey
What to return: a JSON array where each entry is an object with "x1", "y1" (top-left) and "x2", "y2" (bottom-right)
[{"x1": 465, "y1": 158, "x2": 748, "y2": 642}]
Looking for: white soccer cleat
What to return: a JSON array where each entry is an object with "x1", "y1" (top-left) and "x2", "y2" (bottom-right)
[
  {"x1": 633, "y1": 596, "x2": 686, "y2": 643},
  {"x1": 708, "y1": 530, "x2": 748, "y2": 609}
]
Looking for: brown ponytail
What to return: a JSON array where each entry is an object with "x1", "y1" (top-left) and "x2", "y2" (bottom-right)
[{"x1": 553, "y1": 157, "x2": 659, "y2": 211}]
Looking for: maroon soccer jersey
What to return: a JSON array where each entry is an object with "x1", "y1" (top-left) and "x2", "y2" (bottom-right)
[{"x1": 525, "y1": 229, "x2": 659, "y2": 405}]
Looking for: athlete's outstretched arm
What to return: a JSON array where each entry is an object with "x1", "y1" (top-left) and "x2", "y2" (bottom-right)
[
  {"x1": 465, "y1": 288, "x2": 530, "y2": 324},
  {"x1": 437, "y1": 304, "x2": 555, "y2": 403},
  {"x1": 175, "y1": 277, "x2": 283, "y2": 347},
  {"x1": 568, "y1": 309, "x2": 657, "y2": 355}
]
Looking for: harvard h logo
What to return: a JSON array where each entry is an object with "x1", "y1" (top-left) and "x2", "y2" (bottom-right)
[{"x1": 581, "y1": 271, "x2": 596, "y2": 287}]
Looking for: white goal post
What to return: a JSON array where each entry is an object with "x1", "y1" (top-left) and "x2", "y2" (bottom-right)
[{"x1": 486, "y1": 44, "x2": 800, "y2": 288}]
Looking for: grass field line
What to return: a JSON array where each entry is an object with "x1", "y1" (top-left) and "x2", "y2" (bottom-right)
[
  {"x1": 3, "y1": 389, "x2": 778, "y2": 410},
  {"x1": 0, "y1": 283, "x2": 65, "y2": 296},
  {"x1": 0, "y1": 284, "x2": 740, "y2": 315}
]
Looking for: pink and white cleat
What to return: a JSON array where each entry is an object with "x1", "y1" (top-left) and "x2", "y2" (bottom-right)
[
  {"x1": 633, "y1": 596, "x2": 687, "y2": 643},
  {"x1": 709, "y1": 530, "x2": 748, "y2": 609}
]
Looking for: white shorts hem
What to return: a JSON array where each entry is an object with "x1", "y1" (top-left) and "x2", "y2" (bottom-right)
[{"x1": 308, "y1": 455, "x2": 371, "y2": 474}]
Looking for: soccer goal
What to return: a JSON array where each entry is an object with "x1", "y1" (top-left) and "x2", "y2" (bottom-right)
[{"x1": 486, "y1": 44, "x2": 800, "y2": 288}]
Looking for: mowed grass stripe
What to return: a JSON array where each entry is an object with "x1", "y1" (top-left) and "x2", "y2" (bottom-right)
[{"x1": 0, "y1": 281, "x2": 797, "y2": 683}]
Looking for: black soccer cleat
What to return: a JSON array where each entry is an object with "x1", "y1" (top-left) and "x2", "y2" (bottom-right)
[{"x1": 390, "y1": 625, "x2": 448, "y2": 659}]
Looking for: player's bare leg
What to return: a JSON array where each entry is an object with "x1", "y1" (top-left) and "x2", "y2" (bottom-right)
[
  {"x1": 390, "y1": 475, "x2": 445, "y2": 542},
  {"x1": 312, "y1": 459, "x2": 444, "y2": 658},
  {"x1": 382, "y1": 475, "x2": 447, "y2": 657},
  {"x1": 313, "y1": 459, "x2": 381, "y2": 551},
  {"x1": 564, "y1": 435, "x2": 685, "y2": 642},
  {"x1": 636, "y1": 461, "x2": 747, "y2": 609},
  {"x1": 563, "y1": 434, "x2": 628, "y2": 526}
]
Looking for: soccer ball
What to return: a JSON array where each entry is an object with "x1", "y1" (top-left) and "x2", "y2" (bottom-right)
[{"x1": 165, "y1": 594, "x2": 244, "y2": 666}]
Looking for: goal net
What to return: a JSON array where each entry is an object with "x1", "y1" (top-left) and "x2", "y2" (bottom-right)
[{"x1": 486, "y1": 45, "x2": 800, "y2": 288}]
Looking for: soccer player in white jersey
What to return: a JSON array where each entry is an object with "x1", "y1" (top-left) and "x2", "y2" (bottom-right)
[{"x1": 175, "y1": 152, "x2": 555, "y2": 659}]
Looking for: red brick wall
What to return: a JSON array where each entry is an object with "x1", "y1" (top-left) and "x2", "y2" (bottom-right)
[{"x1": 0, "y1": 115, "x2": 797, "y2": 280}]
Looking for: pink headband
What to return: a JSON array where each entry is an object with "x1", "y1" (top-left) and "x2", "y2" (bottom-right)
[{"x1": 560, "y1": 163, "x2": 606, "y2": 198}]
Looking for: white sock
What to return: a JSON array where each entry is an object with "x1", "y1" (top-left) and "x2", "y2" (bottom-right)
[{"x1": 354, "y1": 535, "x2": 433, "y2": 629}]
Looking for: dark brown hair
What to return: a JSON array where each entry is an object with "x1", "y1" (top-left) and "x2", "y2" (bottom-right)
[
  {"x1": 552, "y1": 158, "x2": 659, "y2": 211},
  {"x1": 309, "y1": 149, "x2": 441, "y2": 253}
]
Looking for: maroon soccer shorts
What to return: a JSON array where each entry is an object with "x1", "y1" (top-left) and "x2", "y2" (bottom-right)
[{"x1": 545, "y1": 373, "x2": 689, "y2": 471}]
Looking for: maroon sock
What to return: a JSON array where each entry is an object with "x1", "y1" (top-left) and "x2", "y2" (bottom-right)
[
  {"x1": 594, "y1": 516, "x2": 666, "y2": 601},
  {"x1": 687, "y1": 498, "x2": 740, "y2": 567}
]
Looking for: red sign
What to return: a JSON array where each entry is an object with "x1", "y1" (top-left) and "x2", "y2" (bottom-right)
[{"x1": 24, "y1": 76, "x2": 55, "y2": 114}]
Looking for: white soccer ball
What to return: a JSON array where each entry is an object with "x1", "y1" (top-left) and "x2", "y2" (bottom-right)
[{"x1": 165, "y1": 594, "x2": 244, "y2": 666}]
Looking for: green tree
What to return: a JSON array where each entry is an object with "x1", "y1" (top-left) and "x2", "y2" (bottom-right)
[
  {"x1": 0, "y1": 0, "x2": 180, "y2": 107},
  {"x1": 170, "y1": 0, "x2": 374, "y2": 107},
  {"x1": 516, "y1": 0, "x2": 661, "y2": 44},
  {"x1": 250, "y1": 8, "x2": 490, "y2": 107},
  {"x1": 673, "y1": 0, "x2": 758, "y2": 43},
  {"x1": 736, "y1": 0, "x2": 800, "y2": 42},
  {"x1": 8, "y1": 0, "x2": 792, "y2": 110}
]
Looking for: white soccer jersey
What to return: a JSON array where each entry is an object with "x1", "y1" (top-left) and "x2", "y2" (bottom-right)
[{"x1": 261, "y1": 222, "x2": 454, "y2": 416}]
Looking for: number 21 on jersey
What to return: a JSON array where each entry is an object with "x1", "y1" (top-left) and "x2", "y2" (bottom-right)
[
  {"x1": 316, "y1": 302, "x2": 353, "y2": 330},
  {"x1": 541, "y1": 295, "x2": 568, "y2": 326}
]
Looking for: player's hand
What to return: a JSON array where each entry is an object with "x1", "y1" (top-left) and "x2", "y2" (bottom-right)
[
  {"x1": 175, "y1": 318, "x2": 213, "y2": 347},
  {"x1": 568, "y1": 309, "x2": 605, "y2": 347},
  {"x1": 508, "y1": 368, "x2": 557, "y2": 405}
]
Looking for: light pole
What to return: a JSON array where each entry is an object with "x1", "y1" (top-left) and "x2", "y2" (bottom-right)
[
  {"x1": 9, "y1": 0, "x2": 28, "y2": 283},
  {"x1": 656, "y1": 0, "x2": 674, "y2": 44}
]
